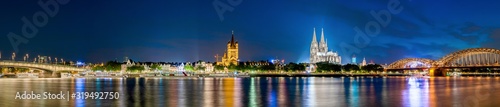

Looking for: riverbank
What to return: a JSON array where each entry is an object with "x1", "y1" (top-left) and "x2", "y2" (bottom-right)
[
  {"x1": 3, "y1": 73, "x2": 500, "y2": 79},
  {"x1": 3, "y1": 75, "x2": 500, "y2": 107}
]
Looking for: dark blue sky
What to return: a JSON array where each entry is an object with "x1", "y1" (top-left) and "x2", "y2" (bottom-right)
[{"x1": 1, "y1": 0, "x2": 500, "y2": 64}]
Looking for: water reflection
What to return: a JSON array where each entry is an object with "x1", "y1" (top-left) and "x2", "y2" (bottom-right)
[
  {"x1": 249, "y1": 78, "x2": 257, "y2": 107},
  {"x1": 75, "y1": 78, "x2": 85, "y2": 107},
  {"x1": 1, "y1": 77, "x2": 500, "y2": 107},
  {"x1": 304, "y1": 77, "x2": 316, "y2": 107},
  {"x1": 404, "y1": 77, "x2": 430, "y2": 107}
]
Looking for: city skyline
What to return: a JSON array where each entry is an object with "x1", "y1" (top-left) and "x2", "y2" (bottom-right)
[
  {"x1": 1, "y1": 0, "x2": 500, "y2": 64},
  {"x1": 2, "y1": 1, "x2": 500, "y2": 107}
]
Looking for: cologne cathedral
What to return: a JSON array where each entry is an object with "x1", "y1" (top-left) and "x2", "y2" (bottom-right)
[{"x1": 310, "y1": 28, "x2": 341, "y2": 64}]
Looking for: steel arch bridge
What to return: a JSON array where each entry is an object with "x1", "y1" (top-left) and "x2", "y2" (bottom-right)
[
  {"x1": 436, "y1": 48, "x2": 500, "y2": 67},
  {"x1": 386, "y1": 48, "x2": 500, "y2": 71},
  {"x1": 387, "y1": 58, "x2": 435, "y2": 70},
  {"x1": 0, "y1": 61, "x2": 88, "y2": 72}
]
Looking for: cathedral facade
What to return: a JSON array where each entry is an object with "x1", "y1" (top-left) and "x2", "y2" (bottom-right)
[
  {"x1": 218, "y1": 31, "x2": 239, "y2": 66},
  {"x1": 310, "y1": 28, "x2": 341, "y2": 64}
]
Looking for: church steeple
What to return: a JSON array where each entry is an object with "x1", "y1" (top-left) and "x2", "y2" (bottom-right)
[
  {"x1": 361, "y1": 57, "x2": 367, "y2": 66},
  {"x1": 319, "y1": 28, "x2": 328, "y2": 52},
  {"x1": 219, "y1": 30, "x2": 239, "y2": 66},
  {"x1": 311, "y1": 28, "x2": 317, "y2": 43},
  {"x1": 320, "y1": 28, "x2": 325, "y2": 43},
  {"x1": 310, "y1": 28, "x2": 319, "y2": 63},
  {"x1": 230, "y1": 30, "x2": 236, "y2": 47}
]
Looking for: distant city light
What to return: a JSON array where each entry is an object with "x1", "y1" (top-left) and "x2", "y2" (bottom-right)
[{"x1": 76, "y1": 61, "x2": 85, "y2": 66}]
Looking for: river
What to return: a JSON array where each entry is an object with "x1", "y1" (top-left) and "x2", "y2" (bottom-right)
[{"x1": 0, "y1": 77, "x2": 499, "y2": 107}]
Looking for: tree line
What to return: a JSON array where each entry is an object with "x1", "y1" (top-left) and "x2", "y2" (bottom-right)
[
  {"x1": 314, "y1": 62, "x2": 384, "y2": 72},
  {"x1": 91, "y1": 61, "x2": 161, "y2": 73},
  {"x1": 91, "y1": 61, "x2": 384, "y2": 73},
  {"x1": 214, "y1": 62, "x2": 384, "y2": 72}
]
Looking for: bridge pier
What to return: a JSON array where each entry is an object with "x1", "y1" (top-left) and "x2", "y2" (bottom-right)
[
  {"x1": 429, "y1": 68, "x2": 448, "y2": 76},
  {"x1": 429, "y1": 67, "x2": 435, "y2": 77},
  {"x1": 52, "y1": 71, "x2": 56, "y2": 77},
  {"x1": 429, "y1": 67, "x2": 446, "y2": 77}
]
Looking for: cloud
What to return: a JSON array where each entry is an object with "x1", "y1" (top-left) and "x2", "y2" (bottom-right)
[{"x1": 482, "y1": 28, "x2": 500, "y2": 48}]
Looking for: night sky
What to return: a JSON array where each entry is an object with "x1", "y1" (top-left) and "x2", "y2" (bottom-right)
[{"x1": 1, "y1": 0, "x2": 499, "y2": 64}]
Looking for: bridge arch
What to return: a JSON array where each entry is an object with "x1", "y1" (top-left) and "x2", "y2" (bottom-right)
[
  {"x1": 0, "y1": 61, "x2": 88, "y2": 72},
  {"x1": 0, "y1": 65, "x2": 54, "y2": 72},
  {"x1": 436, "y1": 48, "x2": 500, "y2": 67},
  {"x1": 387, "y1": 58, "x2": 435, "y2": 69}
]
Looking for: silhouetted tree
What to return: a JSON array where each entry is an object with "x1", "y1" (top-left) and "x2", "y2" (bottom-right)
[
  {"x1": 315, "y1": 62, "x2": 342, "y2": 72},
  {"x1": 342, "y1": 64, "x2": 360, "y2": 72},
  {"x1": 127, "y1": 65, "x2": 145, "y2": 73},
  {"x1": 214, "y1": 64, "x2": 225, "y2": 71},
  {"x1": 104, "y1": 61, "x2": 122, "y2": 72},
  {"x1": 150, "y1": 64, "x2": 162, "y2": 71},
  {"x1": 361, "y1": 64, "x2": 384, "y2": 72},
  {"x1": 184, "y1": 65, "x2": 194, "y2": 71}
]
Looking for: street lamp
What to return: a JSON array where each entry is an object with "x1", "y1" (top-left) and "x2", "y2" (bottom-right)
[
  {"x1": 26, "y1": 54, "x2": 29, "y2": 62},
  {"x1": 55, "y1": 58, "x2": 58, "y2": 64}
]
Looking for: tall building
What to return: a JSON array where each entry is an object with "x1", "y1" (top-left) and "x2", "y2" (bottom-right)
[
  {"x1": 352, "y1": 55, "x2": 356, "y2": 64},
  {"x1": 361, "y1": 57, "x2": 367, "y2": 66},
  {"x1": 218, "y1": 31, "x2": 239, "y2": 66},
  {"x1": 310, "y1": 28, "x2": 341, "y2": 64}
]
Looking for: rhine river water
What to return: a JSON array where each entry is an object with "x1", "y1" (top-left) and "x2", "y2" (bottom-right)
[{"x1": 0, "y1": 77, "x2": 499, "y2": 107}]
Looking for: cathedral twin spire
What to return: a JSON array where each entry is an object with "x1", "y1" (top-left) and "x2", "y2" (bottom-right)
[
  {"x1": 311, "y1": 28, "x2": 328, "y2": 53},
  {"x1": 320, "y1": 28, "x2": 325, "y2": 44},
  {"x1": 309, "y1": 28, "x2": 342, "y2": 64},
  {"x1": 312, "y1": 28, "x2": 317, "y2": 43}
]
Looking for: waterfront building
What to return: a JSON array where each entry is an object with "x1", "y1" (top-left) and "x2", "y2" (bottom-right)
[
  {"x1": 205, "y1": 63, "x2": 214, "y2": 72},
  {"x1": 195, "y1": 61, "x2": 214, "y2": 72},
  {"x1": 121, "y1": 57, "x2": 172, "y2": 72},
  {"x1": 309, "y1": 28, "x2": 341, "y2": 64},
  {"x1": 177, "y1": 63, "x2": 185, "y2": 71},
  {"x1": 217, "y1": 31, "x2": 239, "y2": 66}
]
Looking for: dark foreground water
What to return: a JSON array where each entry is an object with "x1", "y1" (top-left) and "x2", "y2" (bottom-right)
[{"x1": 1, "y1": 77, "x2": 500, "y2": 107}]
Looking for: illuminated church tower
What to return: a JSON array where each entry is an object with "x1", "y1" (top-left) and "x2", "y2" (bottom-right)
[{"x1": 219, "y1": 31, "x2": 239, "y2": 66}]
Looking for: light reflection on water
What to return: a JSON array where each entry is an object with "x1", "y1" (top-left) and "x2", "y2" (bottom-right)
[
  {"x1": 1, "y1": 77, "x2": 500, "y2": 107},
  {"x1": 405, "y1": 77, "x2": 429, "y2": 107}
]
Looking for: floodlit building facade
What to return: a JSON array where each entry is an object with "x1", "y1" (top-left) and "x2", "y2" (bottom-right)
[
  {"x1": 218, "y1": 31, "x2": 239, "y2": 66},
  {"x1": 310, "y1": 28, "x2": 341, "y2": 64}
]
